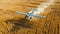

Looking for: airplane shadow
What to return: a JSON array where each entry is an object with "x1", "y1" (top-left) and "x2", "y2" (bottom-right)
[{"x1": 5, "y1": 18, "x2": 34, "y2": 32}]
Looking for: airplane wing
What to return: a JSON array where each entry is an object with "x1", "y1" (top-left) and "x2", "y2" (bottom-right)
[
  {"x1": 34, "y1": 15, "x2": 45, "y2": 18},
  {"x1": 29, "y1": 14, "x2": 45, "y2": 18},
  {"x1": 16, "y1": 12, "x2": 45, "y2": 18},
  {"x1": 16, "y1": 12, "x2": 27, "y2": 15},
  {"x1": 38, "y1": 16, "x2": 46, "y2": 18}
]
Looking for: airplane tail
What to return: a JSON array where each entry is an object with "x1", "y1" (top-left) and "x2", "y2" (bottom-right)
[{"x1": 28, "y1": 8, "x2": 37, "y2": 14}]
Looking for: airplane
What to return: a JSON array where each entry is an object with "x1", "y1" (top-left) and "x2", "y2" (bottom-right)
[{"x1": 16, "y1": 8, "x2": 45, "y2": 20}]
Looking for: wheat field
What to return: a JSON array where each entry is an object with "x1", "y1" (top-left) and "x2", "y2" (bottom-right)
[{"x1": 0, "y1": 0, "x2": 60, "y2": 34}]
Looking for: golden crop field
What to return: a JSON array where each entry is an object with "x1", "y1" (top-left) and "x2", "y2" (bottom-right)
[{"x1": 0, "y1": 0, "x2": 60, "y2": 34}]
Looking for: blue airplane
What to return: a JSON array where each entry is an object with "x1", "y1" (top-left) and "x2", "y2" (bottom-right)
[{"x1": 16, "y1": 9, "x2": 45, "y2": 20}]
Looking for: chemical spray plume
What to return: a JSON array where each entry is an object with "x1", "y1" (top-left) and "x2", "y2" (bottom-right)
[{"x1": 32, "y1": 0, "x2": 56, "y2": 15}]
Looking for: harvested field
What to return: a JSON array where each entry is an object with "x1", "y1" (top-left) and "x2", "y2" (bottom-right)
[{"x1": 0, "y1": 0, "x2": 60, "y2": 34}]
